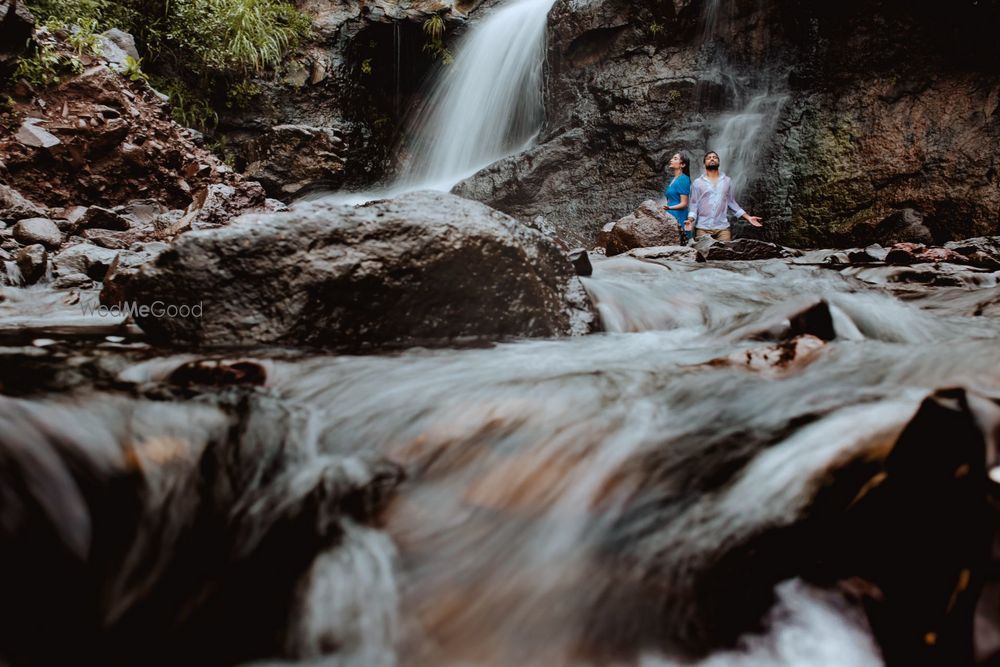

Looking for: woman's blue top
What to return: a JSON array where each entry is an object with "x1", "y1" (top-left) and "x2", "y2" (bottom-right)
[{"x1": 664, "y1": 173, "x2": 691, "y2": 224}]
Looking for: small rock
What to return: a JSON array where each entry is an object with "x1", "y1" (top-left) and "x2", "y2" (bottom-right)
[
  {"x1": 52, "y1": 272, "x2": 94, "y2": 290},
  {"x1": 568, "y1": 248, "x2": 592, "y2": 276},
  {"x1": 75, "y1": 206, "x2": 131, "y2": 232},
  {"x1": 13, "y1": 217, "x2": 62, "y2": 249},
  {"x1": 699, "y1": 238, "x2": 800, "y2": 261},
  {"x1": 16, "y1": 244, "x2": 47, "y2": 284},
  {"x1": 15, "y1": 118, "x2": 61, "y2": 149},
  {"x1": 0, "y1": 183, "x2": 47, "y2": 220},
  {"x1": 81, "y1": 229, "x2": 130, "y2": 249},
  {"x1": 627, "y1": 245, "x2": 702, "y2": 262},
  {"x1": 53, "y1": 243, "x2": 120, "y2": 281}
]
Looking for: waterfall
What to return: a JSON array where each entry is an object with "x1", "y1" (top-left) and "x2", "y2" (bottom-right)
[
  {"x1": 708, "y1": 91, "x2": 788, "y2": 196},
  {"x1": 314, "y1": 0, "x2": 556, "y2": 205},
  {"x1": 396, "y1": 0, "x2": 556, "y2": 191},
  {"x1": 698, "y1": 0, "x2": 787, "y2": 200}
]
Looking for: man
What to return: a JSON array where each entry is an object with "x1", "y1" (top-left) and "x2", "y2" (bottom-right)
[{"x1": 685, "y1": 151, "x2": 762, "y2": 241}]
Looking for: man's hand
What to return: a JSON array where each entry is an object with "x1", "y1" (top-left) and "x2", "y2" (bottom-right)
[
  {"x1": 745, "y1": 215, "x2": 763, "y2": 227},
  {"x1": 684, "y1": 220, "x2": 693, "y2": 231}
]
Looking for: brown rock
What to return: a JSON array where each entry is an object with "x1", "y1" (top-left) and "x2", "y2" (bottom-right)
[
  {"x1": 597, "y1": 200, "x2": 681, "y2": 256},
  {"x1": 0, "y1": 184, "x2": 47, "y2": 221},
  {"x1": 13, "y1": 218, "x2": 62, "y2": 249},
  {"x1": 16, "y1": 244, "x2": 47, "y2": 284}
]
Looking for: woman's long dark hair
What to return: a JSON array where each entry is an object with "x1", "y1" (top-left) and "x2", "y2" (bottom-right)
[{"x1": 676, "y1": 153, "x2": 691, "y2": 178}]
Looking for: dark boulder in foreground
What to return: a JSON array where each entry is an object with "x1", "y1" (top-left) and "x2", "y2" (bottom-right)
[{"x1": 120, "y1": 191, "x2": 598, "y2": 348}]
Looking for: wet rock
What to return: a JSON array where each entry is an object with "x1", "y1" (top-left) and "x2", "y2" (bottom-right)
[
  {"x1": 863, "y1": 208, "x2": 935, "y2": 246},
  {"x1": 53, "y1": 243, "x2": 119, "y2": 281},
  {"x1": 0, "y1": 183, "x2": 47, "y2": 221},
  {"x1": 568, "y1": 248, "x2": 593, "y2": 276},
  {"x1": 162, "y1": 182, "x2": 268, "y2": 236},
  {"x1": 698, "y1": 238, "x2": 800, "y2": 261},
  {"x1": 846, "y1": 244, "x2": 890, "y2": 263},
  {"x1": 244, "y1": 125, "x2": 349, "y2": 198},
  {"x1": 885, "y1": 243, "x2": 970, "y2": 266},
  {"x1": 945, "y1": 236, "x2": 1000, "y2": 270},
  {"x1": 626, "y1": 245, "x2": 702, "y2": 263},
  {"x1": 81, "y1": 228, "x2": 130, "y2": 249},
  {"x1": 169, "y1": 359, "x2": 267, "y2": 387},
  {"x1": 126, "y1": 191, "x2": 598, "y2": 348},
  {"x1": 12, "y1": 218, "x2": 62, "y2": 249},
  {"x1": 714, "y1": 334, "x2": 827, "y2": 375},
  {"x1": 51, "y1": 271, "x2": 94, "y2": 290},
  {"x1": 74, "y1": 206, "x2": 131, "y2": 233},
  {"x1": 0, "y1": 391, "x2": 404, "y2": 665},
  {"x1": 597, "y1": 200, "x2": 681, "y2": 256},
  {"x1": 16, "y1": 244, "x2": 47, "y2": 284}
]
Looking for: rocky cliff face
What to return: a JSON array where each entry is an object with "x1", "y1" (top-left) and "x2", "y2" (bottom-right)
[{"x1": 454, "y1": 0, "x2": 1000, "y2": 247}]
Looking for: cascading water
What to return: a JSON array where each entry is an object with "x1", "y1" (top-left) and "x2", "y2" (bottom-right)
[
  {"x1": 708, "y1": 92, "x2": 788, "y2": 196},
  {"x1": 396, "y1": 0, "x2": 555, "y2": 191},
  {"x1": 316, "y1": 0, "x2": 555, "y2": 205},
  {"x1": 699, "y1": 0, "x2": 788, "y2": 200}
]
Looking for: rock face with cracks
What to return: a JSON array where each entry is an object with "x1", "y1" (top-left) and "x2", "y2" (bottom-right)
[{"x1": 119, "y1": 191, "x2": 598, "y2": 348}]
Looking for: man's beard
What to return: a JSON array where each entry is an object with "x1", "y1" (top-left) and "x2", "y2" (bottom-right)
[{"x1": 706, "y1": 164, "x2": 719, "y2": 172}]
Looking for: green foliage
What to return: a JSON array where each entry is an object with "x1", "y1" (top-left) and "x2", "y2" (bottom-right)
[
  {"x1": 151, "y1": 76, "x2": 219, "y2": 131},
  {"x1": 226, "y1": 80, "x2": 261, "y2": 109},
  {"x1": 421, "y1": 13, "x2": 453, "y2": 64},
  {"x1": 360, "y1": 58, "x2": 373, "y2": 75},
  {"x1": 123, "y1": 55, "x2": 149, "y2": 82},
  {"x1": 26, "y1": 0, "x2": 309, "y2": 80},
  {"x1": 168, "y1": 0, "x2": 311, "y2": 77},
  {"x1": 649, "y1": 21, "x2": 664, "y2": 35},
  {"x1": 14, "y1": 43, "x2": 82, "y2": 87},
  {"x1": 422, "y1": 15, "x2": 445, "y2": 41},
  {"x1": 65, "y1": 18, "x2": 101, "y2": 55}
]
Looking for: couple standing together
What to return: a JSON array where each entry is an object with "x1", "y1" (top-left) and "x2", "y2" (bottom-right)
[{"x1": 662, "y1": 151, "x2": 763, "y2": 242}]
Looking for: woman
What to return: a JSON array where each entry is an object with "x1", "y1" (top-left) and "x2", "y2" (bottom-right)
[{"x1": 662, "y1": 153, "x2": 692, "y2": 242}]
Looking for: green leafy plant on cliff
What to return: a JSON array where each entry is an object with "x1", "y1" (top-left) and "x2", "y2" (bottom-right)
[
  {"x1": 123, "y1": 55, "x2": 149, "y2": 82},
  {"x1": 13, "y1": 42, "x2": 82, "y2": 87}
]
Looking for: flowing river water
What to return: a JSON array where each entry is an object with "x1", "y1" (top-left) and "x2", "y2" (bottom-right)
[{"x1": 2, "y1": 254, "x2": 999, "y2": 665}]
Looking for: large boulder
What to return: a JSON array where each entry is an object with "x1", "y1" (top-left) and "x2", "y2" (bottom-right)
[
  {"x1": 119, "y1": 191, "x2": 598, "y2": 348},
  {"x1": 597, "y1": 200, "x2": 681, "y2": 256}
]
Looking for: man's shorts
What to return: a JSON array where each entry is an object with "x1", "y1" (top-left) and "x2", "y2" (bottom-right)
[{"x1": 695, "y1": 228, "x2": 732, "y2": 242}]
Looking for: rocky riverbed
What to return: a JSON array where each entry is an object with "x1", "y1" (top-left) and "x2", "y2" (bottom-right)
[{"x1": 3, "y1": 0, "x2": 1000, "y2": 665}]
